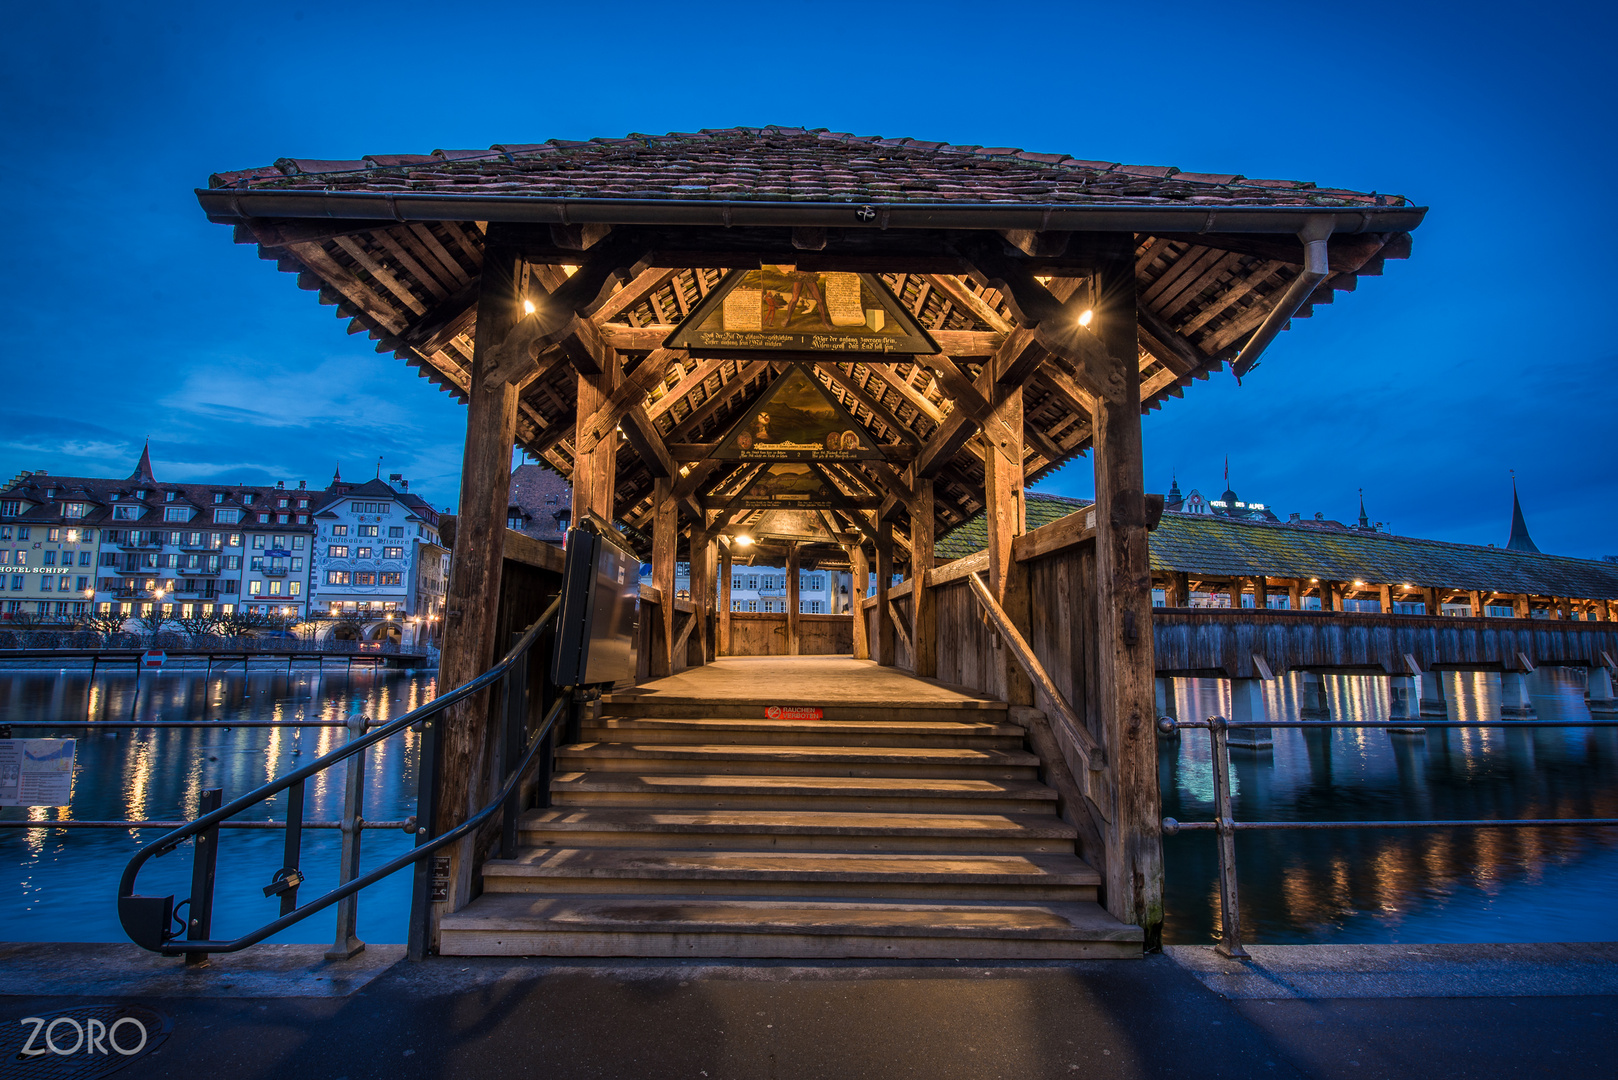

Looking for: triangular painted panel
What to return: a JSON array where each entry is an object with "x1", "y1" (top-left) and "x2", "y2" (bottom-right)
[
  {"x1": 712, "y1": 366, "x2": 886, "y2": 462},
  {"x1": 665, "y1": 267, "x2": 939, "y2": 355},
  {"x1": 746, "y1": 508, "x2": 840, "y2": 544}
]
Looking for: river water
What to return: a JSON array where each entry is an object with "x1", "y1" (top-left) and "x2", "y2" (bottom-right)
[{"x1": 2, "y1": 666, "x2": 1614, "y2": 946}]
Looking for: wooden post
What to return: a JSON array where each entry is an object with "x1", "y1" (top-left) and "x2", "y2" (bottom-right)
[
  {"x1": 651, "y1": 478, "x2": 676, "y2": 677},
  {"x1": 1379, "y1": 583, "x2": 1394, "y2": 614},
  {"x1": 910, "y1": 476, "x2": 938, "y2": 679},
  {"x1": 718, "y1": 543, "x2": 732, "y2": 656},
  {"x1": 1513, "y1": 593, "x2": 1531, "y2": 619},
  {"x1": 432, "y1": 230, "x2": 522, "y2": 941},
  {"x1": 850, "y1": 541, "x2": 870, "y2": 660},
  {"x1": 785, "y1": 542, "x2": 802, "y2": 656},
  {"x1": 982, "y1": 390, "x2": 1029, "y2": 701},
  {"x1": 1252, "y1": 576, "x2": 1268, "y2": 610},
  {"x1": 1168, "y1": 570, "x2": 1190, "y2": 608},
  {"x1": 572, "y1": 359, "x2": 621, "y2": 524},
  {"x1": 1089, "y1": 235, "x2": 1163, "y2": 945},
  {"x1": 1287, "y1": 578, "x2": 1303, "y2": 610},
  {"x1": 690, "y1": 530, "x2": 712, "y2": 664},
  {"x1": 1423, "y1": 587, "x2": 1441, "y2": 616},
  {"x1": 1228, "y1": 578, "x2": 1244, "y2": 610},
  {"x1": 875, "y1": 522, "x2": 895, "y2": 666}
]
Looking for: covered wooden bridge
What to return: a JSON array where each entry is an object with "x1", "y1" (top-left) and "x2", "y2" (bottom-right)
[{"x1": 202, "y1": 127, "x2": 1424, "y2": 956}]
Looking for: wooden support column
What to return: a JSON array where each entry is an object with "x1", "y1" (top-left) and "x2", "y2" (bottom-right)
[
  {"x1": 1167, "y1": 570, "x2": 1190, "y2": 608},
  {"x1": 982, "y1": 387, "x2": 1029, "y2": 702},
  {"x1": 689, "y1": 530, "x2": 713, "y2": 664},
  {"x1": 1288, "y1": 579, "x2": 1303, "y2": 610},
  {"x1": 718, "y1": 543, "x2": 733, "y2": 656},
  {"x1": 432, "y1": 230, "x2": 523, "y2": 941},
  {"x1": 910, "y1": 476, "x2": 938, "y2": 679},
  {"x1": 571, "y1": 357, "x2": 621, "y2": 524},
  {"x1": 875, "y1": 522, "x2": 895, "y2": 666},
  {"x1": 1513, "y1": 594, "x2": 1531, "y2": 619},
  {"x1": 850, "y1": 541, "x2": 870, "y2": 660},
  {"x1": 650, "y1": 477, "x2": 676, "y2": 678},
  {"x1": 1253, "y1": 576, "x2": 1269, "y2": 610},
  {"x1": 1228, "y1": 578, "x2": 1244, "y2": 610},
  {"x1": 1379, "y1": 583, "x2": 1394, "y2": 614},
  {"x1": 1423, "y1": 587, "x2": 1441, "y2": 616},
  {"x1": 785, "y1": 542, "x2": 802, "y2": 656},
  {"x1": 1089, "y1": 236, "x2": 1163, "y2": 945}
]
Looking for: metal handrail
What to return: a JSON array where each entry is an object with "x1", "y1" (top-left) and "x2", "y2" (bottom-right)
[
  {"x1": 1159, "y1": 713, "x2": 1618, "y2": 959},
  {"x1": 116, "y1": 594, "x2": 562, "y2": 958}
]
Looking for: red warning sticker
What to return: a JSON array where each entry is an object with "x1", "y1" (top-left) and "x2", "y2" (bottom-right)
[{"x1": 765, "y1": 705, "x2": 823, "y2": 721}]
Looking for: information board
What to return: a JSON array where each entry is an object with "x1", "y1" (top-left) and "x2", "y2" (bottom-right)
[{"x1": 0, "y1": 738, "x2": 76, "y2": 807}]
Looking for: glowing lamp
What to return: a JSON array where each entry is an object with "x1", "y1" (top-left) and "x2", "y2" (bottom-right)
[
  {"x1": 522, "y1": 299, "x2": 536, "y2": 315},
  {"x1": 1078, "y1": 309, "x2": 1094, "y2": 327},
  {"x1": 733, "y1": 535, "x2": 754, "y2": 547}
]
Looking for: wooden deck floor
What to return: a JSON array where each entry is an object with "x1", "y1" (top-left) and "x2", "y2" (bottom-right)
[{"x1": 606, "y1": 656, "x2": 1003, "y2": 711}]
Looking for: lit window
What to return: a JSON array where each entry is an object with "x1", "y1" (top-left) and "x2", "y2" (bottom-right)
[
  {"x1": 384, "y1": 547, "x2": 403, "y2": 560},
  {"x1": 329, "y1": 545, "x2": 349, "y2": 558},
  {"x1": 326, "y1": 571, "x2": 351, "y2": 585},
  {"x1": 380, "y1": 572, "x2": 402, "y2": 585}
]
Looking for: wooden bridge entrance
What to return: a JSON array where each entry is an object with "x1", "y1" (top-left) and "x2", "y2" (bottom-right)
[
  {"x1": 439, "y1": 657, "x2": 1140, "y2": 958},
  {"x1": 200, "y1": 127, "x2": 1425, "y2": 955}
]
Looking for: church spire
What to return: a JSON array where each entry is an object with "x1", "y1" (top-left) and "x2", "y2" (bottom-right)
[
  {"x1": 1506, "y1": 473, "x2": 1540, "y2": 553},
  {"x1": 128, "y1": 439, "x2": 156, "y2": 484},
  {"x1": 1358, "y1": 488, "x2": 1369, "y2": 530}
]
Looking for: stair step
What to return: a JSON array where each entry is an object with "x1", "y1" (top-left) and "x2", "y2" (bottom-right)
[
  {"x1": 439, "y1": 893, "x2": 1142, "y2": 959},
  {"x1": 582, "y1": 716, "x2": 1027, "y2": 749},
  {"x1": 518, "y1": 807, "x2": 1077, "y2": 853},
  {"x1": 549, "y1": 772, "x2": 1060, "y2": 814},
  {"x1": 600, "y1": 699, "x2": 1009, "y2": 723},
  {"x1": 556, "y1": 742, "x2": 1040, "y2": 780},
  {"x1": 481, "y1": 848, "x2": 1097, "y2": 900}
]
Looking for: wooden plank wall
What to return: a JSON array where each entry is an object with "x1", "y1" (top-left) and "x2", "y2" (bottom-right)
[
  {"x1": 1152, "y1": 608, "x2": 1618, "y2": 678},
  {"x1": 726, "y1": 612, "x2": 854, "y2": 656}
]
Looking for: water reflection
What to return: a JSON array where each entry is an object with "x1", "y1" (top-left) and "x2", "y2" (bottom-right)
[
  {"x1": 1163, "y1": 666, "x2": 1618, "y2": 944},
  {"x1": 0, "y1": 667, "x2": 435, "y2": 944}
]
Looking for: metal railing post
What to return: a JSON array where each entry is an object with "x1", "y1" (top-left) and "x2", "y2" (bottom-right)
[
  {"x1": 1208, "y1": 715, "x2": 1248, "y2": 959},
  {"x1": 276, "y1": 779, "x2": 305, "y2": 916},
  {"x1": 407, "y1": 713, "x2": 442, "y2": 962},
  {"x1": 184, "y1": 787, "x2": 223, "y2": 967},
  {"x1": 326, "y1": 712, "x2": 368, "y2": 960}
]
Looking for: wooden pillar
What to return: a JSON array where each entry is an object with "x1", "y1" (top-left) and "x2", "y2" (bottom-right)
[
  {"x1": 850, "y1": 541, "x2": 870, "y2": 660},
  {"x1": 1513, "y1": 593, "x2": 1531, "y2": 619},
  {"x1": 650, "y1": 478, "x2": 676, "y2": 677},
  {"x1": 1423, "y1": 587, "x2": 1440, "y2": 616},
  {"x1": 1469, "y1": 590, "x2": 1485, "y2": 618},
  {"x1": 432, "y1": 231, "x2": 522, "y2": 938},
  {"x1": 875, "y1": 521, "x2": 895, "y2": 666},
  {"x1": 1228, "y1": 577, "x2": 1244, "y2": 610},
  {"x1": 785, "y1": 542, "x2": 802, "y2": 656},
  {"x1": 1378, "y1": 583, "x2": 1394, "y2": 614},
  {"x1": 910, "y1": 476, "x2": 938, "y2": 679},
  {"x1": 1287, "y1": 578, "x2": 1303, "y2": 610},
  {"x1": 689, "y1": 530, "x2": 712, "y2": 664},
  {"x1": 1253, "y1": 576, "x2": 1269, "y2": 610},
  {"x1": 571, "y1": 361, "x2": 620, "y2": 524},
  {"x1": 718, "y1": 544, "x2": 733, "y2": 655},
  {"x1": 982, "y1": 389, "x2": 1029, "y2": 701},
  {"x1": 1090, "y1": 236, "x2": 1163, "y2": 945},
  {"x1": 1168, "y1": 570, "x2": 1190, "y2": 608}
]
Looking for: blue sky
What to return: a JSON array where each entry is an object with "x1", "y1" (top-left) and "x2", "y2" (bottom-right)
[{"x1": 2, "y1": 2, "x2": 1613, "y2": 556}]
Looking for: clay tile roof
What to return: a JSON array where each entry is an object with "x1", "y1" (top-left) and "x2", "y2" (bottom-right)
[{"x1": 201, "y1": 128, "x2": 1414, "y2": 208}]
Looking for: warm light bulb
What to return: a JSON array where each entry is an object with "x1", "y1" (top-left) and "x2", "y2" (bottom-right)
[
  {"x1": 522, "y1": 299, "x2": 536, "y2": 315},
  {"x1": 734, "y1": 535, "x2": 754, "y2": 547},
  {"x1": 1078, "y1": 309, "x2": 1094, "y2": 327}
]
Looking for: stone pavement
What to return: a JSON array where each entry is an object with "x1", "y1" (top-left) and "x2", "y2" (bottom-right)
[{"x1": 1, "y1": 943, "x2": 1614, "y2": 1079}]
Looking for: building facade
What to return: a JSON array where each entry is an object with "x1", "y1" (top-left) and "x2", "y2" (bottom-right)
[
  {"x1": 506, "y1": 463, "x2": 572, "y2": 546},
  {"x1": 308, "y1": 473, "x2": 448, "y2": 644}
]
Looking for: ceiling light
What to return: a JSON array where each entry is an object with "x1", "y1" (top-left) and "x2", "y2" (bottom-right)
[
  {"x1": 1078, "y1": 309, "x2": 1094, "y2": 327},
  {"x1": 522, "y1": 299, "x2": 536, "y2": 315},
  {"x1": 734, "y1": 535, "x2": 753, "y2": 547}
]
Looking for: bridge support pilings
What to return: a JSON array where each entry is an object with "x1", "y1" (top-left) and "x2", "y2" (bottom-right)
[
  {"x1": 1418, "y1": 670, "x2": 1448, "y2": 718},
  {"x1": 1498, "y1": 671, "x2": 1536, "y2": 718},
  {"x1": 1226, "y1": 678, "x2": 1273, "y2": 750},
  {"x1": 1387, "y1": 676, "x2": 1426, "y2": 734},
  {"x1": 1298, "y1": 671, "x2": 1330, "y2": 721},
  {"x1": 1155, "y1": 678, "x2": 1180, "y2": 740},
  {"x1": 1587, "y1": 666, "x2": 1618, "y2": 716}
]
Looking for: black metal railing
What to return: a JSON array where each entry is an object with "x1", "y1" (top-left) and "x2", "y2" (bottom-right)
[
  {"x1": 1158, "y1": 713, "x2": 1618, "y2": 958},
  {"x1": 111, "y1": 594, "x2": 565, "y2": 964}
]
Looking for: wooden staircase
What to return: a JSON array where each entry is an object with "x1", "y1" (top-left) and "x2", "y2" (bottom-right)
[{"x1": 439, "y1": 697, "x2": 1142, "y2": 958}]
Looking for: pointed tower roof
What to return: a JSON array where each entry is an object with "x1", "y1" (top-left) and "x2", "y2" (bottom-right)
[
  {"x1": 1358, "y1": 488, "x2": 1370, "y2": 529},
  {"x1": 332, "y1": 463, "x2": 343, "y2": 485},
  {"x1": 128, "y1": 440, "x2": 156, "y2": 484},
  {"x1": 1507, "y1": 477, "x2": 1540, "y2": 553},
  {"x1": 1167, "y1": 471, "x2": 1182, "y2": 503}
]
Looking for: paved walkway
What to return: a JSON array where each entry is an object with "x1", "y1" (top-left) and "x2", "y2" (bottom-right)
[{"x1": 2, "y1": 943, "x2": 1614, "y2": 1079}]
